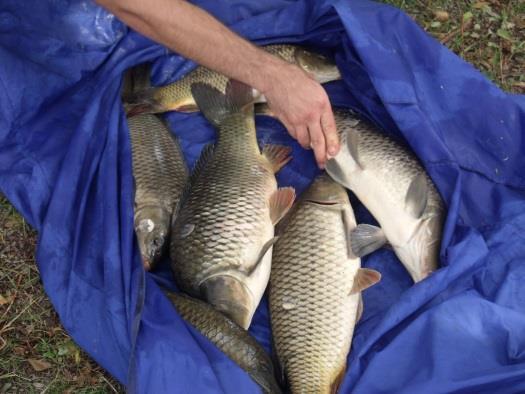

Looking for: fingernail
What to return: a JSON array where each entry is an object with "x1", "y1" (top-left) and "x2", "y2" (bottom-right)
[
  {"x1": 319, "y1": 163, "x2": 325, "y2": 170},
  {"x1": 328, "y1": 146, "x2": 338, "y2": 156}
]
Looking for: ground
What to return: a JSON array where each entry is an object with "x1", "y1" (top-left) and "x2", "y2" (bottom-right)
[{"x1": 0, "y1": 1, "x2": 523, "y2": 393}]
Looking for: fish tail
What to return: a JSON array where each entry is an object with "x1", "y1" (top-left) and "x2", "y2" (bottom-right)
[
  {"x1": 191, "y1": 79, "x2": 254, "y2": 127},
  {"x1": 250, "y1": 370, "x2": 283, "y2": 394},
  {"x1": 124, "y1": 87, "x2": 163, "y2": 117}
]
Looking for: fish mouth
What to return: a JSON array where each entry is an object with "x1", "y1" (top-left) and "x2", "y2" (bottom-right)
[
  {"x1": 200, "y1": 275, "x2": 255, "y2": 329},
  {"x1": 305, "y1": 199, "x2": 340, "y2": 206},
  {"x1": 142, "y1": 256, "x2": 153, "y2": 271}
]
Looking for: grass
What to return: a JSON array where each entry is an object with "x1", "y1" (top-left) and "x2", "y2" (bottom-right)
[
  {"x1": 0, "y1": 1, "x2": 523, "y2": 392},
  {"x1": 0, "y1": 195, "x2": 122, "y2": 393}
]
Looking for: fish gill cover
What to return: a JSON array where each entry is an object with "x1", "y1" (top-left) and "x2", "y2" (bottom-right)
[{"x1": 0, "y1": 0, "x2": 524, "y2": 393}]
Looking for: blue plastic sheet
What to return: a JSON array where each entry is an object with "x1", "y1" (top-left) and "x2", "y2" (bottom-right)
[{"x1": 1, "y1": 0, "x2": 525, "y2": 392}]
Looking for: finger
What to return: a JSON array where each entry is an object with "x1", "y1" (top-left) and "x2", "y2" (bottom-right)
[
  {"x1": 321, "y1": 106, "x2": 339, "y2": 158},
  {"x1": 281, "y1": 118, "x2": 297, "y2": 139},
  {"x1": 295, "y1": 125, "x2": 310, "y2": 149},
  {"x1": 308, "y1": 121, "x2": 327, "y2": 169}
]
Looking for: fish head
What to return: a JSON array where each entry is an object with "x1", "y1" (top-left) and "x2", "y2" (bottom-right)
[
  {"x1": 294, "y1": 48, "x2": 341, "y2": 83},
  {"x1": 200, "y1": 275, "x2": 255, "y2": 329},
  {"x1": 302, "y1": 173, "x2": 349, "y2": 206},
  {"x1": 134, "y1": 207, "x2": 171, "y2": 271},
  {"x1": 395, "y1": 213, "x2": 443, "y2": 283}
]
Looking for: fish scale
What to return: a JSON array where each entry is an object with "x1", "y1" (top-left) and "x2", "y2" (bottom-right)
[
  {"x1": 167, "y1": 293, "x2": 282, "y2": 394},
  {"x1": 125, "y1": 44, "x2": 341, "y2": 116},
  {"x1": 334, "y1": 109, "x2": 443, "y2": 214},
  {"x1": 154, "y1": 45, "x2": 297, "y2": 110},
  {"x1": 270, "y1": 179, "x2": 362, "y2": 394},
  {"x1": 128, "y1": 113, "x2": 188, "y2": 270},
  {"x1": 327, "y1": 109, "x2": 445, "y2": 282},
  {"x1": 129, "y1": 114, "x2": 188, "y2": 208},
  {"x1": 172, "y1": 114, "x2": 274, "y2": 284},
  {"x1": 170, "y1": 81, "x2": 295, "y2": 329}
]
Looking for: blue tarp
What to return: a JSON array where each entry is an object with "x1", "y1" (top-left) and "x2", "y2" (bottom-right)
[{"x1": 1, "y1": 0, "x2": 525, "y2": 392}]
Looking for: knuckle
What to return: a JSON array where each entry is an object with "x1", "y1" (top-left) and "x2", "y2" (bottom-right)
[{"x1": 310, "y1": 137, "x2": 323, "y2": 147}]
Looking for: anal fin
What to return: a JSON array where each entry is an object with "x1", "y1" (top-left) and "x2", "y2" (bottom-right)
[{"x1": 350, "y1": 268, "x2": 381, "y2": 295}]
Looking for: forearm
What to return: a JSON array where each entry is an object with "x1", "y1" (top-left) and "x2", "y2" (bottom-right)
[{"x1": 96, "y1": 0, "x2": 290, "y2": 94}]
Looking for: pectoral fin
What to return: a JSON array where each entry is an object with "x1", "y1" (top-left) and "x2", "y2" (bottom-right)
[
  {"x1": 248, "y1": 236, "x2": 279, "y2": 276},
  {"x1": 350, "y1": 268, "x2": 381, "y2": 295},
  {"x1": 351, "y1": 224, "x2": 388, "y2": 257},
  {"x1": 405, "y1": 172, "x2": 429, "y2": 219},
  {"x1": 269, "y1": 187, "x2": 296, "y2": 225},
  {"x1": 262, "y1": 144, "x2": 292, "y2": 173},
  {"x1": 341, "y1": 207, "x2": 357, "y2": 259}
]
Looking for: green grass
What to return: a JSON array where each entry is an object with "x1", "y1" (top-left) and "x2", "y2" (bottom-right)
[
  {"x1": 0, "y1": 194, "x2": 122, "y2": 393},
  {"x1": 1, "y1": 1, "x2": 523, "y2": 392}
]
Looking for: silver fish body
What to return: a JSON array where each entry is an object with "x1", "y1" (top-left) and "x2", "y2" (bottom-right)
[
  {"x1": 129, "y1": 114, "x2": 188, "y2": 270},
  {"x1": 270, "y1": 174, "x2": 380, "y2": 394},
  {"x1": 326, "y1": 109, "x2": 445, "y2": 282},
  {"x1": 170, "y1": 81, "x2": 294, "y2": 329}
]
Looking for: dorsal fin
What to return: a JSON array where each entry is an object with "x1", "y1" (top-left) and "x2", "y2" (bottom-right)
[{"x1": 191, "y1": 80, "x2": 254, "y2": 127}]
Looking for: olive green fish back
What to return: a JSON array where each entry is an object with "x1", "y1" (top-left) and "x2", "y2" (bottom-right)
[
  {"x1": 168, "y1": 293, "x2": 282, "y2": 394},
  {"x1": 128, "y1": 114, "x2": 188, "y2": 209}
]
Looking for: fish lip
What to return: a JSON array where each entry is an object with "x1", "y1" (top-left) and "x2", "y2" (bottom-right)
[{"x1": 142, "y1": 257, "x2": 152, "y2": 271}]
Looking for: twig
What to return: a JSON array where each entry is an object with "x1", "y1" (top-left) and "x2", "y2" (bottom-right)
[
  {"x1": 101, "y1": 375, "x2": 119, "y2": 393},
  {"x1": 0, "y1": 297, "x2": 36, "y2": 332}
]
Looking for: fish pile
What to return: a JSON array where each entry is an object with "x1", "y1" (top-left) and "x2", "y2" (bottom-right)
[{"x1": 122, "y1": 44, "x2": 445, "y2": 393}]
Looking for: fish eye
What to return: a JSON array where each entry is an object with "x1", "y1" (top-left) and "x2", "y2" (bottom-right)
[
  {"x1": 152, "y1": 237, "x2": 163, "y2": 248},
  {"x1": 137, "y1": 219, "x2": 155, "y2": 233}
]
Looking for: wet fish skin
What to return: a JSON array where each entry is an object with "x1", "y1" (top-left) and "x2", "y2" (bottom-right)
[
  {"x1": 167, "y1": 292, "x2": 282, "y2": 394},
  {"x1": 170, "y1": 81, "x2": 295, "y2": 329},
  {"x1": 326, "y1": 109, "x2": 445, "y2": 282},
  {"x1": 270, "y1": 174, "x2": 380, "y2": 394},
  {"x1": 124, "y1": 44, "x2": 341, "y2": 116},
  {"x1": 128, "y1": 114, "x2": 188, "y2": 271}
]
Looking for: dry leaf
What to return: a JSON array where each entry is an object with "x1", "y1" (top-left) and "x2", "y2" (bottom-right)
[
  {"x1": 28, "y1": 358, "x2": 52, "y2": 372},
  {"x1": 0, "y1": 294, "x2": 13, "y2": 305},
  {"x1": 434, "y1": 10, "x2": 449, "y2": 22}
]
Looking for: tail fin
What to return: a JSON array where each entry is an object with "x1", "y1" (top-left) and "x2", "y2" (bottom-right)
[
  {"x1": 122, "y1": 63, "x2": 165, "y2": 117},
  {"x1": 191, "y1": 80, "x2": 254, "y2": 127},
  {"x1": 124, "y1": 88, "x2": 164, "y2": 117}
]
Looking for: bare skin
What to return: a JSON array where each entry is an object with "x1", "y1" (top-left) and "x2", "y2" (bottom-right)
[{"x1": 96, "y1": 0, "x2": 339, "y2": 167}]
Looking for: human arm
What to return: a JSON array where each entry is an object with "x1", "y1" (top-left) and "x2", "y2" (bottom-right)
[{"x1": 96, "y1": 0, "x2": 339, "y2": 167}]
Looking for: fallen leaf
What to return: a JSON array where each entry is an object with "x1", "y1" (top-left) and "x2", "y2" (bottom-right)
[
  {"x1": 13, "y1": 346, "x2": 25, "y2": 355},
  {"x1": 497, "y1": 28, "x2": 512, "y2": 41},
  {"x1": 473, "y1": 1, "x2": 488, "y2": 8},
  {"x1": 463, "y1": 11, "x2": 474, "y2": 23},
  {"x1": 0, "y1": 294, "x2": 13, "y2": 305},
  {"x1": 430, "y1": 21, "x2": 442, "y2": 28},
  {"x1": 28, "y1": 358, "x2": 52, "y2": 372},
  {"x1": 434, "y1": 10, "x2": 449, "y2": 22}
]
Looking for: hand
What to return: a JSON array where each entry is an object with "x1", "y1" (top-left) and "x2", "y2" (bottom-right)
[{"x1": 261, "y1": 63, "x2": 339, "y2": 169}]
